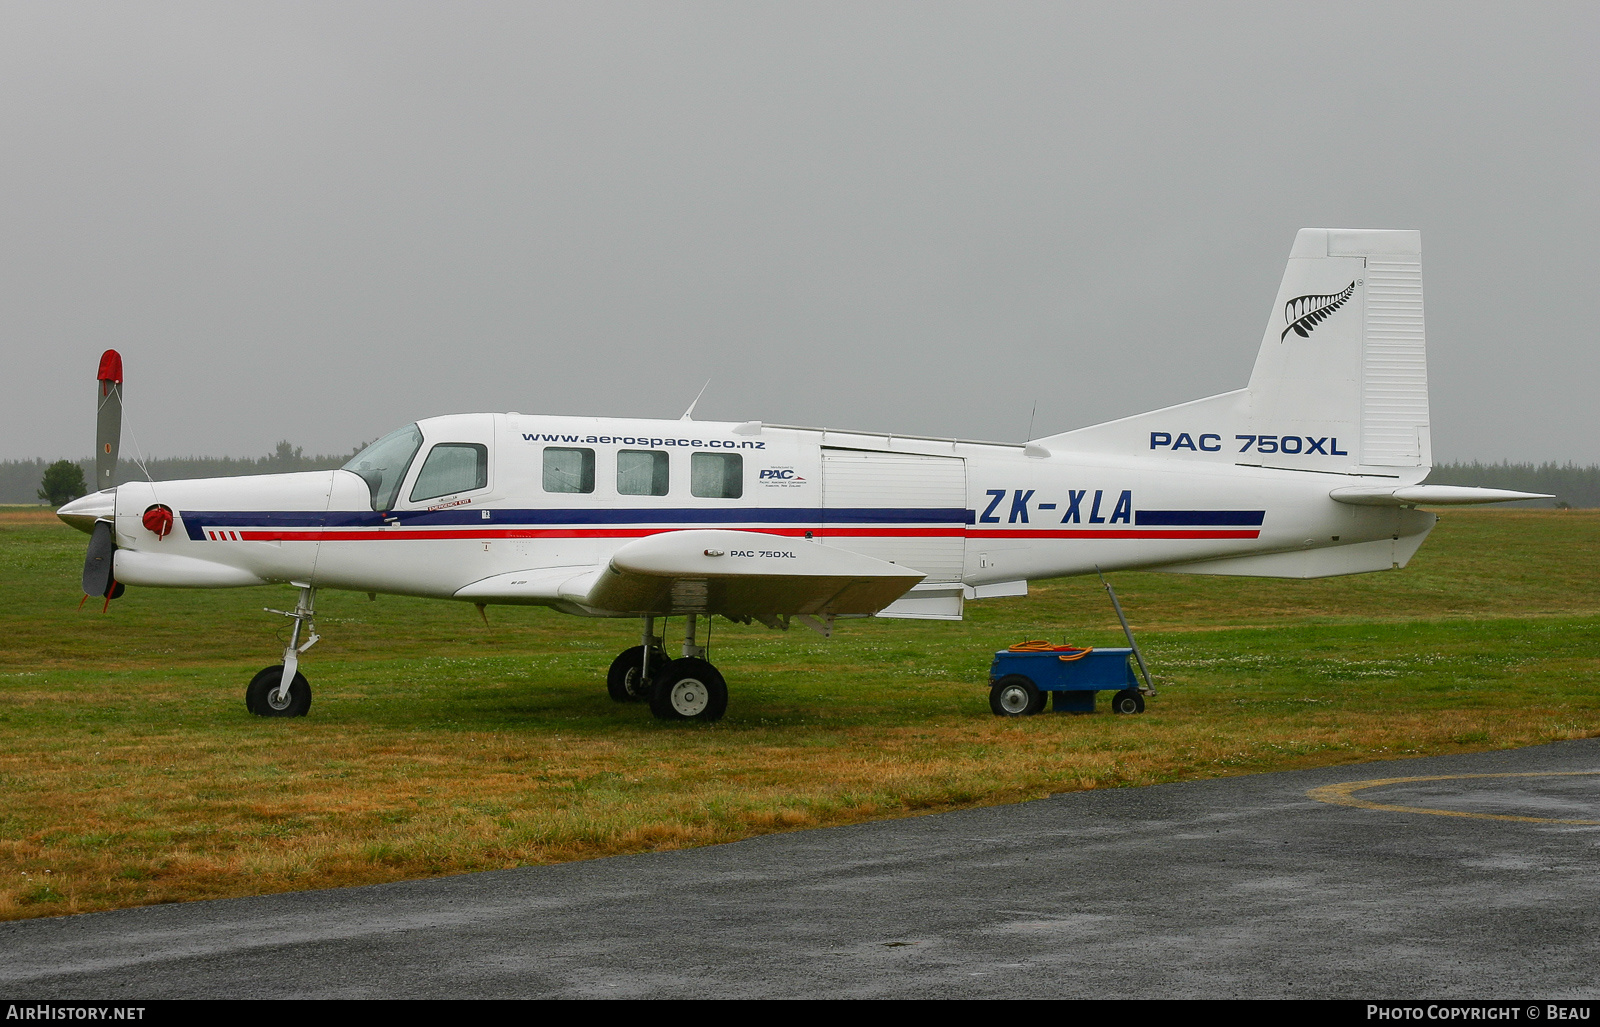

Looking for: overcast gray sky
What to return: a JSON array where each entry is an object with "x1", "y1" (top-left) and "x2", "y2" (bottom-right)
[{"x1": 2, "y1": 1, "x2": 1595, "y2": 464}]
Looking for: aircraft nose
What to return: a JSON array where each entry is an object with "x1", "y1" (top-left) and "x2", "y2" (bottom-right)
[{"x1": 57, "y1": 489, "x2": 117, "y2": 535}]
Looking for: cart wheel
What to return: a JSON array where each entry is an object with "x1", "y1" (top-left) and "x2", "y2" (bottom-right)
[
  {"x1": 1110, "y1": 689, "x2": 1145, "y2": 714},
  {"x1": 990, "y1": 675, "x2": 1045, "y2": 717}
]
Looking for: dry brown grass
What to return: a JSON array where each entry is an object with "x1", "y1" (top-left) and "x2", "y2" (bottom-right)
[
  {"x1": 0, "y1": 509, "x2": 68, "y2": 525},
  {"x1": 3, "y1": 685, "x2": 1592, "y2": 919}
]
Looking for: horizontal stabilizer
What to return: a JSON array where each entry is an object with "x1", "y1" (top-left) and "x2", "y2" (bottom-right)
[
  {"x1": 582, "y1": 529, "x2": 924, "y2": 617},
  {"x1": 1329, "y1": 485, "x2": 1552, "y2": 506}
]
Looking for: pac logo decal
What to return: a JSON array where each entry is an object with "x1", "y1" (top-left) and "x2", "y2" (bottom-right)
[{"x1": 759, "y1": 467, "x2": 807, "y2": 487}]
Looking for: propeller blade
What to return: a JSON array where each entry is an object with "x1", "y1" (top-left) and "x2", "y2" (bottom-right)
[
  {"x1": 82, "y1": 520, "x2": 116, "y2": 597},
  {"x1": 95, "y1": 349, "x2": 123, "y2": 491}
]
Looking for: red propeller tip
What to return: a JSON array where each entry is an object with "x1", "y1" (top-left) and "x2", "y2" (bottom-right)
[{"x1": 97, "y1": 350, "x2": 123, "y2": 384}]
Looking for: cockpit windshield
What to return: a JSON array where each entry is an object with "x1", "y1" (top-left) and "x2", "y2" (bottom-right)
[{"x1": 342, "y1": 424, "x2": 423, "y2": 512}]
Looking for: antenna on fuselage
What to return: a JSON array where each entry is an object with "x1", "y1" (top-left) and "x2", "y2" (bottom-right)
[{"x1": 680, "y1": 379, "x2": 711, "y2": 421}]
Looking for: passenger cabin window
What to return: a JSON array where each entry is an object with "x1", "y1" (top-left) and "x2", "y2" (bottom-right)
[
  {"x1": 543, "y1": 447, "x2": 595, "y2": 494},
  {"x1": 690, "y1": 452, "x2": 742, "y2": 499},
  {"x1": 409, "y1": 443, "x2": 487, "y2": 502},
  {"x1": 617, "y1": 449, "x2": 669, "y2": 496},
  {"x1": 343, "y1": 423, "x2": 423, "y2": 512}
]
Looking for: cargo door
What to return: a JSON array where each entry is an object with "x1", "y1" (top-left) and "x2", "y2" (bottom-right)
[{"x1": 821, "y1": 450, "x2": 966, "y2": 583}]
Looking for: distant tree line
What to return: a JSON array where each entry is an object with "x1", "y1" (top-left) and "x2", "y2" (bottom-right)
[
  {"x1": 1424, "y1": 462, "x2": 1600, "y2": 509},
  {"x1": 0, "y1": 441, "x2": 362, "y2": 505},
  {"x1": 4, "y1": 447, "x2": 1597, "y2": 508}
]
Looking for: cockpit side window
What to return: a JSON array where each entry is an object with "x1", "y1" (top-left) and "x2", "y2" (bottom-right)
[
  {"x1": 343, "y1": 424, "x2": 424, "y2": 512},
  {"x1": 410, "y1": 443, "x2": 488, "y2": 503}
]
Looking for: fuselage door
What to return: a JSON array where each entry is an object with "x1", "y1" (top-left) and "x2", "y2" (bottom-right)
[{"x1": 820, "y1": 449, "x2": 966, "y2": 583}]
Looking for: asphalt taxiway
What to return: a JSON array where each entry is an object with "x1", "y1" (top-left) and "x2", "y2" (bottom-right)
[{"x1": 4, "y1": 738, "x2": 1597, "y2": 999}]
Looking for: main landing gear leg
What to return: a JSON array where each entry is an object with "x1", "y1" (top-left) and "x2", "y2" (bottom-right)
[
  {"x1": 247, "y1": 582, "x2": 317, "y2": 717},
  {"x1": 647, "y1": 613, "x2": 728, "y2": 723},
  {"x1": 607, "y1": 615, "x2": 667, "y2": 703}
]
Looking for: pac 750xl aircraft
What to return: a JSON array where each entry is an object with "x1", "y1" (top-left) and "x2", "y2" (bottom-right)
[{"x1": 58, "y1": 229, "x2": 1543, "y2": 722}]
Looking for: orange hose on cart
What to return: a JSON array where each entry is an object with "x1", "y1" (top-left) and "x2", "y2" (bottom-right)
[{"x1": 1007, "y1": 640, "x2": 1094, "y2": 661}]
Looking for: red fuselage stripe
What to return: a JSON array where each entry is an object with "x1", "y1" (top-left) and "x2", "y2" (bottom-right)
[
  {"x1": 228, "y1": 526, "x2": 1260, "y2": 542},
  {"x1": 967, "y1": 529, "x2": 1261, "y2": 540}
]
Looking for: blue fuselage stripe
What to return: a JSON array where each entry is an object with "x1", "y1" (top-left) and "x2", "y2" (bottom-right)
[
  {"x1": 181, "y1": 506, "x2": 1266, "y2": 540},
  {"x1": 1134, "y1": 510, "x2": 1266, "y2": 526},
  {"x1": 180, "y1": 506, "x2": 972, "y2": 541}
]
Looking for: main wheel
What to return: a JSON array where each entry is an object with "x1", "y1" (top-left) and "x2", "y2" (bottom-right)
[
  {"x1": 246, "y1": 665, "x2": 312, "y2": 717},
  {"x1": 607, "y1": 645, "x2": 668, "y2": 703},
  {"x1": 989, "y1": 675, "x2": 1045, "y2": 717},
  {"x1": 1110, "y1": 689, "x2": 1145, "y2": 714},
  {"x1": 648, "y1": 658, "x2": 728, "y2": 722}
]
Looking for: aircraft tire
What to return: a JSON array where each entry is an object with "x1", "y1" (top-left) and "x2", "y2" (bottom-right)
[
  {"x1": 989, "y1": 675, "x2": 1044, "y2": 717},
  {"x1": 607, "y1": 646, "x2": 668, "y2": 703},
  {"x1": 246, "y1": 665, "x2": 312, "y2": 718},
  {"x1": 648, "y1": 658, "x2": 728, "y2": 723},
  {"x1": 1110, "y1": 689, "x2": 1145, "y2": 714}
]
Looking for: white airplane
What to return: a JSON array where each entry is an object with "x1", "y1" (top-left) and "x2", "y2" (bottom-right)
[{"x1": 59, "y1": 229, "x2": 1545, "y2": 722}]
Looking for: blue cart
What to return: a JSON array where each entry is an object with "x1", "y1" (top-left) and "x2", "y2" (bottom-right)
[{"x1": 988, "y1": 647, "x2": 1147, "y2": 716}]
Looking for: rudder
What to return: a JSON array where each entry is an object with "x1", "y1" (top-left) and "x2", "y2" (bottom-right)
[{"x1": 1246, "y1": 229, "x2": 1429, "y2": 481}]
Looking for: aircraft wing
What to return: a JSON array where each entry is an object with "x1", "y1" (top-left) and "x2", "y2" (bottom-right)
[{"x1": 455, "y1": 529, "x2": 926, "y2": 618}]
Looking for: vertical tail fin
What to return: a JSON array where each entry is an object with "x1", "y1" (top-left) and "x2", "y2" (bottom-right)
[
  {"x1": 1247, "y1": 229, "x2": 1429, "y2": 481},
  {"x1": 1038, "y1": 229, "x2": 1430, "y2": 483}
]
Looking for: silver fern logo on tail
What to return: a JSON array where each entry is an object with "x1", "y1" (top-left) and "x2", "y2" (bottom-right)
[{"x1": 1281, "y1": 281, "x2": 1356, "y2": 341}]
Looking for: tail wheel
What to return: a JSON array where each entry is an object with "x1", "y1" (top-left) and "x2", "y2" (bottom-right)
[
  {"x1": 246, "y1": 665, "x2": 312, "y2": 717},
  {"x1": 607, "y1": 645, "x2": 668, "y2": 703},
  {"x1": 648, "y1": 658, "x2": 728, "y2": 723}
]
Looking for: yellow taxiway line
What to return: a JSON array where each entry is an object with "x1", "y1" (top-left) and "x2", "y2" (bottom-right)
[{"x1": 1306, "y1": 771, "x2": 1600, "y2": 824}]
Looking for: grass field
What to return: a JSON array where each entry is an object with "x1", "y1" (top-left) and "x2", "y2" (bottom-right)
[{"x1": 1, "y1": 506, "x2": 1597, "y2": 920}]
